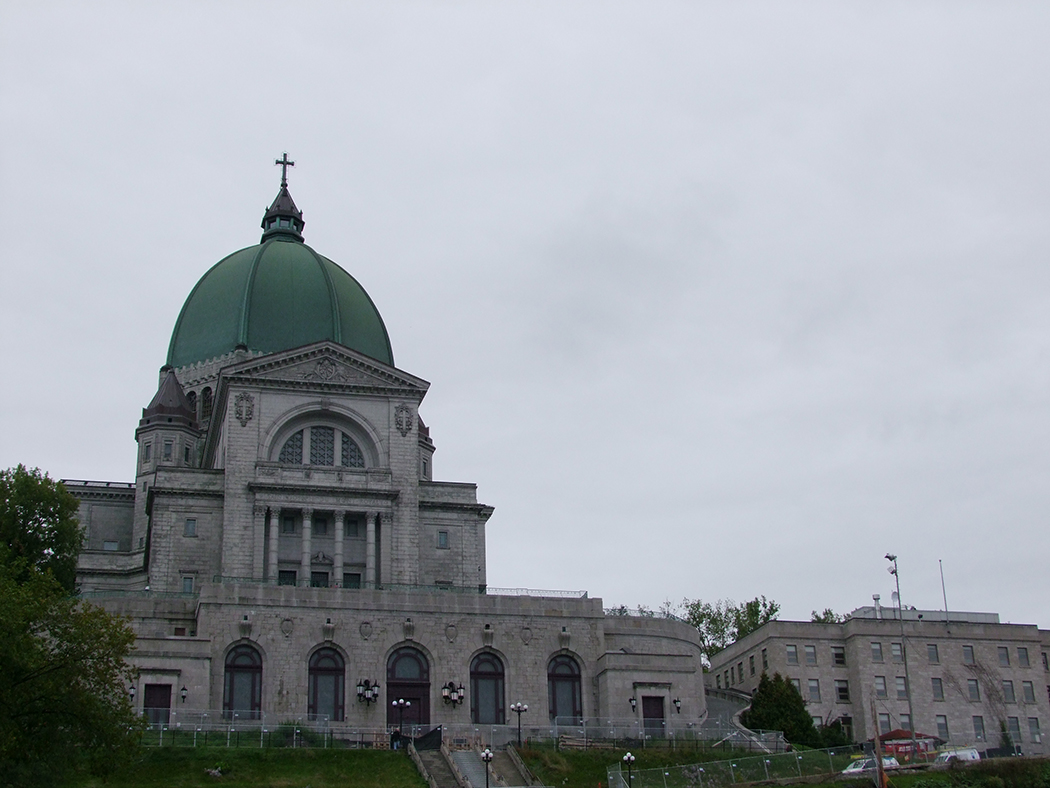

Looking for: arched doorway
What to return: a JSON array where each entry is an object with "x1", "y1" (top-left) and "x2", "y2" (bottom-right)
[
  {"x1": 470, "y1": 652, "x2": 506, "y2": 724},
  {"x1": 387, "y1": 647, "x2": 430, "y2": 729},
  {"x1": 308, "y1": 647, "x2": 345, "y2": 722},
  {"x1": 223, "y1": 644, "x2": 262, "y2": 720},
  {"x1": 547, "y1": 654, "x2": 582, "y2": 724}
]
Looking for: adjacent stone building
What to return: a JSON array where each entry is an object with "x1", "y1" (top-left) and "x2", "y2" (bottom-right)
[
  {"x1": 709, "y1": 604, "x2": 1049, "y2": 754},
  {"x1": 66, "y1": 169, "x2": 707, "y2": 737}
]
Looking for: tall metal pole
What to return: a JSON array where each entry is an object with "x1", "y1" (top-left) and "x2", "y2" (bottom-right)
[{"x1": 887, "y1": 555, "x2": 918, "y2": 763}]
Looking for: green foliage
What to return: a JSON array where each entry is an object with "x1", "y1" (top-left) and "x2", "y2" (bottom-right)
[
  {"x1": 811, "y1": 608, "x2": 846, "y2": 623},
  {"x1": 0, "y1": 465, "x2": 82, "y2": 593},
  {"x1": 740, "y1": 672, "x2": 820, "y2": 747},
  {"x1": 680, "y1": 596, "x2": 780, "y2": 660}
]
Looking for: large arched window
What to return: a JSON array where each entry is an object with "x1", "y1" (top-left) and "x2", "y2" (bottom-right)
[
  {"x1": 387, "y1": 647, "x2": 430, "y2": 728},
  {"x1": 223, "y1": 644, "x2": 262, "y2": 720},
  {"x1": 200, "y1": 387, "x2": 213, "y2": 422},
  {"x1": 470, "y1": 652, "x2": 505, "y2": 725},
  {"x1": 277, "y1": 427, "x2": 366, "y2": 468},
  {"x1": 308, "y1": 647, "x2": 345, "y2": 722},
  {"x1": 547, "y1": 655, "x2": 582, "y2": 724}
]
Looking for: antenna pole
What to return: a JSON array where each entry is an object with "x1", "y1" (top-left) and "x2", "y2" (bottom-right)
[{"x1": 939, "y1": 559, "x2": 950, "y2": 627}]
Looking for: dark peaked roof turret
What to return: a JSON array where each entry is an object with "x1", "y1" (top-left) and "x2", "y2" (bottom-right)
[
  {"x1": 261, "y1": 153, "x2": 305, "y2": 242},
  {"x1": 139, "y1": 368, "x2": 198, "y2": 430}
]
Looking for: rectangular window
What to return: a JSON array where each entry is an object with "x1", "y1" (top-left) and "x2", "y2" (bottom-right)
[
  {"x1": 835, "y1": 680, "x2": 850, "y2": 702},
  {"x1": 871, "y1": 642, "x2": 884, "y2": 662},
  {"x1": 1018, "y1": 647, "x2": 1030, "y2": 667},
  {"x1": 749, "y1": 655, "x2": 755, "y2": 676},
  {"x1": 1042, "y1": 652, "x2": 1048, "y2": 671},
  {"x1": 973, "y1": 716, "x2": 986, "y2": 741},
  {"x1": 738, "y1": 662, "x2": 744, "y2": 682},
  {"x1": 968, "y1": 679, "x2": 981, "y2": 701},
  {"x1": 927, "y1": 644, "x2": 939, "y2": 663},
  {"x1": 1008, "y1": 716, "x2": 1021, "y2": 743},
  {"x1": 174, "y1": 627, "x2": 187, "y2": 637},
  {"x1": 805, "y1": 645, "x2": 817, "y2": 666},
  {"x1": 724, "y1": 671, "x2": 729, "y2": 687},
  {"x1": 999, "y1": 646, "x2": 1011, "y2": 667},
  {"x1": 808, "y1": 679, "x2": 821, "y2": 702},
  {"x1": 282, "y1": 516, "x2": 295, "y2": 534},
  {"x1": 896, "y1": 676, "x2": 909, "y2": 700},
  {"x1": 342, "y1": 572, "x2": 361, "y2": 589},
  {"x1": 181, "y1": 576, "x2": 193, "y2": 594},
  {"x1": 143, "y1": 442, "x2": 152, "y2": 462},
  {"x1": 163, "y1": 440, "x2": 173, "y2": 461},
  {"x1": 875, "y1": 676, "x2": 888, "y2": 698},
  {"x1": 932, "y1": 677, "x2": 944, "y2": 701},
  {"x1": 900, "y1": 713, "x2": 912, "y2": 732},
  {"x1": 786, "y1": 645, "x2": 799, "y2": 665},
  {"x1": 936, "y1": 715, "x2": 950, "y2": 740},
  {"x1": 1023, "y1": 681, "x2": 1036, "y2": 703},
  {"x1": 730, "y1": 666, "x2": 735, "y2": 684},
  {"x1": 1003, "y1": 680, "x2": 1016, "y2": 703},
  {"x1": 963, "y1": 645, "x2": 975, "y2": 664},
  {"x1": 421, "y1": 458, "x2": 428, "y2": 478},
  {"x1": 716, "y1": 675, "x2": 722, "y2": 689},
  {"x1": 878, "y1": 713, "x2": 891, "y2": 734},
  {"x1": 103, "y1": 540, "x2": 119, "y2": 551},
  {"x1": 344, "y1": 519, "x2": 359, "y2": 538},
  {"x1": 832, "y1": 646, "x2": 846, "y2": 666},
  {"x1": 1029, "y1": 718, "x2": 1042, "y2": 744},
  {"x1": 841, "y1": 717, "x2": 853, "y2": 740},
  {"x1": 790, "y1": 678, "x2": 801, "y2": 694},
  {"x1": 312, "y1": 517, "x2": 328, "y2": 536},
  {"x1": 184, "y1": 518, "x2": 197, "y2": 537},
  {"x1": 812, "y1": 715, "x2": 822, "y2": 728},
  {"x1": 891, "y1": 642, "x2": 903, "y2": 663},
  {"x1": 310, "y1": 571, "x2": 329, "y2": 588},
  {"x1": 278, "y1": 570, "x2": 296, "y2": 586},
  {"x1": 437, "y1": 530, "x2": 449, "y2": 549},
  {"x1": 762, "y1": 648, "x2": 768, "y2": 670}
]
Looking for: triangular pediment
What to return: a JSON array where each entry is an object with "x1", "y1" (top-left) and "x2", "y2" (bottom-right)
[{"x1": 221, "y1": 342, "x2": 429, "y2": 395}]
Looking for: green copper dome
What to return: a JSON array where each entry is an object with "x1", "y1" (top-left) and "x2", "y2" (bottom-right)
[{"x1": 166, "y1": 183, "x2": 393, "y2": 369}]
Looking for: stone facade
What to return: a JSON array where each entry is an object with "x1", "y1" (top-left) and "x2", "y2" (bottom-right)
[{"x1": 709, "y1": 607, "x2": 1049, "y2": 753}]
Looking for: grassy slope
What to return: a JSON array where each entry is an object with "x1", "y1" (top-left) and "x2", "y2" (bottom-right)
[{"x1": 71, "y1": 748, "x2": 427, "y2": 788}]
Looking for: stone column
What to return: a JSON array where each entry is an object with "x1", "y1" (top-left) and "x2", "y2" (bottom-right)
[
  {"x1": 333, "y1": 510, "x2": 345, "y2": 587},
  {"x1": 365, "y1": 511, "x2": 377, "y2": 588},
  {"x1": 253, "y1": 505, "x2": 267, "y2": 581},
  {"x1": 267, "y1": 507, "x2": 279, "y2": 582},
  {"x1": 300, "y1": 508, "x2": 313, "y2": 587}
]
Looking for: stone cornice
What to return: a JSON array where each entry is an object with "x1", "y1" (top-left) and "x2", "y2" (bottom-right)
[
  {"x1": 418, "y1": 501, "x2": 495, "y2": 518},
  {"x1": 247, "y1": 482, "x2": 400, "y2": 502}
]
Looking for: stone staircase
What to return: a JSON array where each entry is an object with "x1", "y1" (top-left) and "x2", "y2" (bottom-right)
[
  {"x1": 418, "y1": 749, "x2": 461, "y2": 788},
  {"x1": 490, "y1": 749, "x2": 530, "y2": 786},
  {"x1": 452, "y1": 749, "x2": 490, "y2": 787}
]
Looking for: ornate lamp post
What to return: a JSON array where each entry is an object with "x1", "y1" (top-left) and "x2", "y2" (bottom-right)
[
  {"x1": 510, "y1": 702, "x2": 528, "y2": 746},
  {"x1": 392, "y1": 698, "x2": 411, "y2": 736},
  {"x1": 357, "y1": 679, "x2": 380, "y2": 705},
  {"x1": 623, "y1": 752, "x2": 635, "y2": 787},
  {"x1": 481, "y1": 747, "x2": 494, "y2": 788},
  {"x1": 442, "y1": 681, "x2": 465, "y2": 707},
  {"x1": 887, "y1": 554, "x2": 918, "y2": 762},
  {"x1": 180, "y1": 686, "x2": 188, "y2": 704}
]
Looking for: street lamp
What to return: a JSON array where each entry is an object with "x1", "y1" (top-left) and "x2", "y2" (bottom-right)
[
  {"x1": 442, "y1": 681, "x2": 465, "y2": 706},
  {"x1": 628, "y1": 697, "x2": 637, "y2": 713},
  {"x1": 357, "y1": 679, "x2": 380, "y2": 705},
  {"x1": 510, "y1": 702, "x2": 528, "y2": 746},
  {"x1": 623, "y1": 752, "x2": 635, "y2": 787},
  {"x1": 481, "y1": 747, "x2": 494, "y2": 788},
  {"x1": 886, "y1": 553, "x2": 918, "y2": 762},
  {"x1": 392, "y1": 698, "x2": 411, "y2": 736},
  {"x1": 128, "y1": 684, "x2": 136, "y2": 703},
  {"x1": 673, "y1": 698, "x2": 682, "y2": 714}
]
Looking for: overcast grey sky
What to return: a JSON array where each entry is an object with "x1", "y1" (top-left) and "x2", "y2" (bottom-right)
[{"x1": 2, "y1": 2, "x2": 1047, "y2": 627}]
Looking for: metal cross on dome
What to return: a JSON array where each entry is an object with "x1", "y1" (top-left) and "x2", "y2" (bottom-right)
[{"x1": 275, "y1": 153, "x2": 295, "y2": 187}]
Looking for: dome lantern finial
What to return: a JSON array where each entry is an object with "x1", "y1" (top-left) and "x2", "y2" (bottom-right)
[{"x1": 261, "y1": 153, "x2": 305, "y2": 242}]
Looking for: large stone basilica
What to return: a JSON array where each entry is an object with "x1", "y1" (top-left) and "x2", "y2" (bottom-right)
[{"x1": 67, "y1": 163, "x2": 706, "y2": 737}]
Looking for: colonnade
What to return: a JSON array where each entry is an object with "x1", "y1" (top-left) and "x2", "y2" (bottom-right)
[{"x1": 256, "y1": 506, "x2": 380, "y2": 587}]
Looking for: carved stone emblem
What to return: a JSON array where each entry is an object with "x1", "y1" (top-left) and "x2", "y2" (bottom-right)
[
  {"x1": 445, "y1": 623, "x2": 458, "y2": 643},
  {"x1": 359, "y1": 621, "x2": 373, "y2": 640},
  {"x1": 394, "y1": 404, "x2": 413, "y2": 437},
  {"x1": 311, "y1": 551, "x2": 334, "y2": 566},
  {"x1": 403, "y1": 617, "x2": 415, "y2": 640},
  {"x1": 482, "y1": 623, "x2": 494, "y2": 646},
  {"x1": 300, "y1": 358, "x2": 349, "y2": 383},
  {"x1": 322, "y1": 618, "x2": 335, "y2": 641},
  {"x1": 234, "y1": 393, "x2": 254, "y2": 427},
  {"x1": 520, "y1": 626, "x2": 532, "y2": 645},
  {"x1": 280, "y1": 618, "x2": 294, "y2": 637},
  {"x1": 239, "y1": 614, "x2": 252, "y2": 638}
]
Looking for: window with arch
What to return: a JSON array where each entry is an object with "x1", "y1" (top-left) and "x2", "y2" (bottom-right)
[
  {"x1": 200, "y1": 387, "x2": 213, "y2": 422},
  {"x1": 548, "y1": 655, "x2": 582, "y2": 724},
  {"x1": 308, "y1": 647, "x2": 345, "y2": 722},
  {"x1": 186, "y1": 390, "x2": 197, "y2": 419},
  {"x1": 387, "y1": 646, "x2": 430, "y2": 728},
  {"x1": 223, "y1": 644, "x2": 262, "y2": 719},
  {"x1": 470, "y1": 652, "x2": 506, "y2": 725},
  {"x1": 277, "y1": 427, "x2": 366, "y2": 468}
]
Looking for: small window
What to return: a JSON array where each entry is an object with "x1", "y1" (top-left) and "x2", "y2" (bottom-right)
[
  {"x1": 182, "y1": 576, "x2": 194, "y2": 594},
  {"x1": 932, "y1": 677, "x2": 944, "y2": 701},
  {"x1": 927, "y1": 644, "x2": 939, "y2": 663},
  {"x1": 163, "y1": 440, "x2": 173, "y2": 462},
  {"x1": 184, "y1": 518, "x2": 197, "y2": 537},
  {"x1": 1018, "y1": 647, "x2": 1030, "y2": 667},
  {"x1": 999, "y1": 646, "x2": 1011, "y2": 667},
  {"x1": 282, "y1": 516, "x2": 295, "y2": 534},
  {"x1": 761, "y1": 648, "x2": 768, "y2": 670},
  {"x1": 878, "y1": 713, "x2": 891, "y2": 734},
  {"x1": 278, "y1": 570, "x2": 297, "y2": 586},
  {"x1": 808, "y1": 679, "x2": 821, "y2": 702},
  {"x1": 789, "y1": 678, "x2": 801, "y2": 694},
  {"x1": 963, "y1": 645, "x2": 975, "y2": 664},
  {"x1": 1044, "y1": 652, "x2": 1049, "y2": 671},
  {"x1": 1023, "y1": 681, "x2": 1036, "y2": 703},
  {"x1": 874, "y1": 676, "x2": 887, "y2": 698},
  {"x1": 1003, "y1": 680, "x2": 1016, "y2": 703},
  {"x1": 737, "y1": 661, "x2": 743, "y2": 682},
  {"x1": 1029, "y1": 717, "x2": 1041, "y2": 743},
  {"x1": 968, "y1": 679, "x2": 980, "y2": 701},
  {"x1": 312, "y1": 517, "x2": 328, "y2": 536},
  {"x1": 344, "y1": 519, "x2": 360, "y2": 538},
  {"x1": 437, "y1": 530, "x2": 449, "y2": 549},
  {"x1": 143, "y1": 442, "x2": 152, "y2": 462},
  {"x1": 183, "y1": 445, "x2": 191, "y2": 464},
  {"x1": 973, "y1": 715, "x2": 986, "y2": 741},
  {"x1": 716, "y1": 675, "x2": 722, "y2": 689},
  {"x1": 730, "y1": 666, "x2": 735, "y2": 684},
  {"x1": 174, "y1": 626, "x2": 187, "y2": 636},
  {"x1": 871, "y1": 642, "x2": 884, "y2": 662},
  {"x1": 900, "y1": 713, "x2": 912, "y2": 732},
  {"x1": 786, "y1": 645, "x2": 798, "y2": 665},
  {"x1": 835, "y1": 680, "x2": 850, "y2": 702},
  {"x1": 936, "y1": 715, "x2": 950, "y2": 740},
  {"x1": 749, "y1": 655, "x2": 755, "y2": 676},
  {"x1": 103, "y1": 540, "x2": 119, "y2": 551},
  {"x1": 724, "y1": 671, "x2": 729, "y2": 687},
  {"x1": 811, "y1": 715, "x2": 822, "y2": 727},
  {"x1": 310, "y1": 571, "x2": 329, "y2": 588},
  {"x1": 342, "y1": 572, "x2": 361, "y2": 589},
  {"x1": 896, "y1": 676, "x2": 908, "y2": 699},
  {"x1": 832, "y1": 646, "x2": 846, "y2": 666},
  {"x1": 891, "y1": 642, "x2": 903, "y2": 662},
  {"x1": 805, "y1": 645, "x2": 817, "y2": 666},
  {"x1": 421, "y1": 459, "x2": 428, "y2": 478}
]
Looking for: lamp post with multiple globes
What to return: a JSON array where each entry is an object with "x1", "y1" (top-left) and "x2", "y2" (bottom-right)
[{"x1": 510, "y1": 702, "x2": 528, "y2": 746}]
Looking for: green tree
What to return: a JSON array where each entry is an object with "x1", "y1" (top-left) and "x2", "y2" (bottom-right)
[
  {"x1": 811, "y1": 608, "x2": 846, "y2": 624},
  {"x1": 732, "y1": 596, "x2": 780, "y2": 639},
  {"x1": 681, "y1": 596, "x2": 780, "y2": 662},
  {"x1": 0, "y1": 466, "x2": 139, "y2": 787},
  {"x1": 740, "y1": 672, "x2": 820, "y2": 747}
]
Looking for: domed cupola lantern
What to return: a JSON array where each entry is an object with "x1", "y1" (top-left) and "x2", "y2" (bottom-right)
[{"x1": 261, "y1": 153, "x2": 305, "y2": 242}]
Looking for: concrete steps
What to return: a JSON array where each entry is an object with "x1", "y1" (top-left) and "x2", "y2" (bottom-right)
[{"x1": 418, "y1": 749, "x2": 461, "y2": 788}]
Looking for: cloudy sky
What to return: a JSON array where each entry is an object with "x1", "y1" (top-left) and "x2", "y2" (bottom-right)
[{"x1": 2, "y1": 2, "x2": 1047, "y2": 627}]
